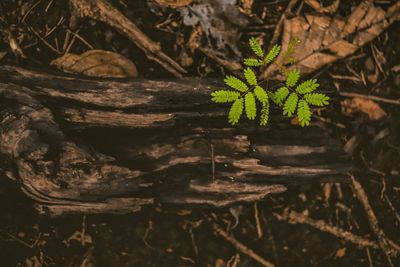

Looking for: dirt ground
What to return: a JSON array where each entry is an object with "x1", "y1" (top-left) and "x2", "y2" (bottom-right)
[{"x1": 0, "y1": 0, "x2": 399, "y2": 266}]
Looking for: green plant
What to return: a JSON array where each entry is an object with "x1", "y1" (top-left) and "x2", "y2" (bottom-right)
[{"x1": 211, "y1": 37, "x2": 329, "y2": 127}]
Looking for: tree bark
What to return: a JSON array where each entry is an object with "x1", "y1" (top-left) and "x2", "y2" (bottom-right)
[{"x1": 0, "y1": 66, "x2": 351, "y2": 216}]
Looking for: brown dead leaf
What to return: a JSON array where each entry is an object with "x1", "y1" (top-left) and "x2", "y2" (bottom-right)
[
  {"x1": 155, "y1": 0, "x2": 192, "y2": 8},
  {"x1": 0, "y1": 51, "x2": 6, "y2": 61},
  {"x1": 335, "y1": 247, "x2": 346, "y2": 258},
  {"x1": 341, "y1": 97, "x2": 387, "y2": 120},
  {"x1": 180, "y1": 0, "x2": 250, "y2": 59},
  {"x1": 240, "y1": 0, "x2": 254, "y2": 15},
  {"x1": 290, "y1": 116, "x2": 300, "y2": 126},
  {"x1": 305, "y1": 0, "x2": 339, "y2": 14},
  {"x1": 51, "y1": 50, "x2": 138, "y2": 78},
  {"x1": 261, "y1": 1, "x2": 400, "y2": 80},
  {"x1": 66, "y1": 230, "x2": 93, "y2": 246},
  {"x1": 25, "y1": 255, "x2": 42, "y2": 267}
]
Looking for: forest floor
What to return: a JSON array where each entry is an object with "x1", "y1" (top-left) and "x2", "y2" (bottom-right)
[{"x1": 0, "y1": 0, "x2": 400, "y2": 266}]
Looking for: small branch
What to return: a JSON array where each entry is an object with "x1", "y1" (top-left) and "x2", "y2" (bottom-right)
[
  {"x1": 254, "y1": 202, "x2": 263, "y2": 239},
  {"x1": 27, "y1": 26, "x2": 61, "y2": 54},
  {"x1": 208, "y1": 218, "x2": 275, "y2": 267},
  {"x1": 274, "y1": 209, "x2": 379, "y2": 249},
  {"x1": 69, "y1": 0, "x2": 186, "y2": 77},
  {"x1": 66, "y1": 29, "x2": 94, "y2": 50},
  {"x1": 210, "y1": 144, "x2": 215, "y2": 181},
  {"x1": 339, "y1": 92, "x2": 400, "y2": 105},
  {"x1": 198, "y1": 47, "x2": 242, "y2": 75},
  {"x1": 267, "y1": 0, "x2": 298, "y2": 51},
  {"x1": 350, "y1": 175, "x2": 400, "y2": 259}
]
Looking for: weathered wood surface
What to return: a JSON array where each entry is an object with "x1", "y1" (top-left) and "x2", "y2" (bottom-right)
[{"x1": 0, "y1": 66, "x2": 351, "y2": 216}]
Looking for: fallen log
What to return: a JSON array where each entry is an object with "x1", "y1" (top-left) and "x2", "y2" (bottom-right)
[{"x1": 0, "y1": 66, "x2": 351, "y2": 216}]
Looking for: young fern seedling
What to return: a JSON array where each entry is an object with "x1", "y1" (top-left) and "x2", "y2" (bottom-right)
[{"x1": 211, "y1": 37, "x2": 330, "y2": 127}]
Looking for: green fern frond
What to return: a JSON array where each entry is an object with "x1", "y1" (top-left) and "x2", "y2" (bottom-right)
[
  {"x1": 283, "y1": 92, "x2": 298, "y2": 117},
  {"x1": 244, "y1": 67, "x2": 258, "y2": 86},
  {"x1": 224, "y1": 75, "x2": 248, "y2": 92},
  {"x1": 264, "y1": 44, "x2": 280, "y2": 63},
  {"x1": 245, "y1": 92, "x2": 257, "y2": 120},
  {"x1": 229, "y1": 98, "x2": 244, "y2": 125},
  {"x1": 304, "y1": 93, "x2": 329, "y2": 106},
  {"x1": 286, "y1": 69, "x2": 300, "y2": 87},
  {"x1": 274, "y1": 86, "x2": 290, "y2": 105},
  {"x1": 254, "y1": 86, "x2": 268, "y2": 104},
  {"x1": 297, "y1": 100, "x2": 312, "y2": 127},
  {"x1": 244, "y1": 58, "x2": 263, "y2": 66},
  {"x1": 211, "y1": 90, "x2": 241, "y2": 103},
  {"x1": 249, "y1": 37, "x2": 264, "y2": 57},
  {"x1": 295, "y1": 79, "x2": 319, "y2": 94},
  {"x1": 259, "y1": 101, "x2": 270, "y2": 126}
]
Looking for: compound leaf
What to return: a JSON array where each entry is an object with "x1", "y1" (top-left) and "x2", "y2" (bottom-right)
[
  {"x1": 228, "y1": 98, "x2": 244, "y2": 125},
  {"x1": 265, "y1": 44, "x2": 280, "y2": 63},
  {"x1": 283, "y1": 92, "x2": 298, "y2": 117},
  {"x1": 286, "y1": 69, "x2": 300, "y2": 87},
  {"x1": 224, "y1": 75, "x2": 248, "y2": 92},
  {"x1": 259, "y1": 101, "x2": 270, "y2": 126},
  {"x1": 245, "y1": 92, "x2": 257, "y2": 120},
  {"x1": 304, "y1": 93, "x2": 329, "y2": 106},
  {"x1": 295, "y1": 79, "x2": 319, "y2": 94},
  {"x1": 254, "y1": 86, "x2": 268, "y2": 104},
  {"x1": 249, "y1": 37, "x2": 264, "y2": 57},
  {"x1": 274, "y1": 86, "x2": 290, "y2": 105},
  {"x1": 297, "y1": 100, "x2": 312, "y2": 127},
  {"x1": 244, "y1": 67, "x2": 258, "y2": 86},
  {"x1": 211, "y1": 90, "x2": 241, "y2": 103},
  {"x1": 244, "y1": 58, "x2": 263, "y2": 66}
]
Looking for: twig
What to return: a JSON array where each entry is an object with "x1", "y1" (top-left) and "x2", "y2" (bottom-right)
[
  {"x1": 274, "y1": 209, "x2": 379, "y2": 249},
  {"x1": 227, "y1": 253, "x2": 240, "y2": 267},
  {"x1": 329, "y1": 73, "x2": 362, "y2": 83},
  {"x1": 313, "y1": 114, "x2": 346, "y2": 129},
  {"x1": 208, "y1": 218, "x2": 275, "y2": 267},
  {"x1": 21, "y1": 0, "x2": 42, "y2": 23},
  {"x1": 254, "y1": 202, "x2": 263, "y2": 238},
  {"x1": 384, "y1": 195, "x2": 400, "y2": 224},
  {"x1": 350, "y1": 175, "x2": 400, "y2": 261},
  {"x1": 268, "y1": 0, "x2": 298, "y2": 51},
  {"x1": 339, "y1": 92, "x2": 400, "y2": 105},
  {"x1": 67, "y1": 29, "x2": 94, "y2": 50},
  {"x1": 211, "y1": 144, "x2": 215, "y2": 180},
  {"x1": 4, "y1": 232, "x2": 40, "y2": 248},
  {"x1": 69, "y1": 0, "x2": 186, "y2": 78},
  {"x1": 366, "y1": 247, "x2": 374, "y2": 267},
  {"x1": 198, "y1": 47, "x2": 242, "y2": 75},
  {"x1": 27, "y1": 26, "x2": 61, "y2": 54}
]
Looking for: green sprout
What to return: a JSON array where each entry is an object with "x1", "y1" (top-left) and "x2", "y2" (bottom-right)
[{"x1": 211, "y1": 37, "x2": 329, "y2": 127}]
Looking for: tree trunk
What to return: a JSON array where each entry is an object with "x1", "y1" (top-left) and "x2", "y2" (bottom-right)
[{"x1": 0, "y1": 66, "x2": 351, "y2": 216}]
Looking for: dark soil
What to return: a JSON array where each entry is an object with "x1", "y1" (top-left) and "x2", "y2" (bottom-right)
[{"x1": 0, "y1": 0, "x2": 399, "y2": 266}]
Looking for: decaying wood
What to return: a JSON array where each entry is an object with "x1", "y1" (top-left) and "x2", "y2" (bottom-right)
[{"x1": 0, "y1": 66, "x2": 351, "y2": 216}]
